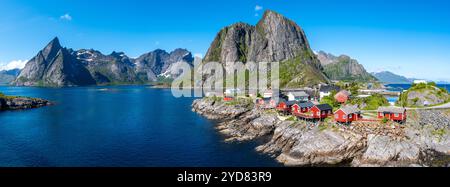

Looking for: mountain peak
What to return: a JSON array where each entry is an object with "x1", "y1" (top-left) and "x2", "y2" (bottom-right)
[
  {"x1": 47, "y1": 37, "x2": 61, "y2": 48},
  {"x1": 42, "y1": 37, "x2": 63, "y2": 60},
  {"x1": 261, "y1": 10, "x2": 282, "y2": 20}
]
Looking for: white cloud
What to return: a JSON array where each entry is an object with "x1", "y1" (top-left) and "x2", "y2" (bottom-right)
[
  {"x1": 0, "y1": 60, "x2": 27, "y2": 71},
  {"x1": 255, "y1": 5, "x2": 263, "y2": 11},
  {"x1": 60, "y1": 13, "x2": 72, "y2": 21}
]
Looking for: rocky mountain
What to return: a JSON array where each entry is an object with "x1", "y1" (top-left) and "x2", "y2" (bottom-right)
[
  {"x1": 13, "y1": 37, "x2": 194, "y2": 87},
  {"x1": 372, "y1": 71, "x2": 412, "y2": 84},
  {"x1": 14, "y1": 38, "x2": 96, "y2": 87},
  {"x1": 0, "y1": 69, "x2": 21, "y2": 85},
  {"x1": 135, "y1": 49, "x2": 194, "y2": 81},
  {"x1": 203, "y1": 10, "x2": 329, "y2": 88},
  {"x1": 317, "y1": 51, "x2": 377, "y2": 82}
]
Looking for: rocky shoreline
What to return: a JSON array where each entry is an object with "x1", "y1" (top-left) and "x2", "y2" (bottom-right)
[
  {"x1": 0, "y1": 96, "x2": 51, "y2": 111},
  {"x1": 192, "y1": 98, "x2": 450, "y2": 167}
]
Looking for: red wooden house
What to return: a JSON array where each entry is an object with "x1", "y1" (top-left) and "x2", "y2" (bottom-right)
[
  {"x1": 292, "y1": 101, "x2": 314, "y2": 114},
  {"x1": 377, "y1": 107, "x2": 407, "y2": 122},
  {"x1": 334, "y1": 90, "x2": 351, "y2": 103},
  {"x1": 310, "y1": 104, "x2": 333, "y2": 119},
  {"x1": 276, "y1": 100, "x2": 298, "y2": 115},
  {"x1": 334, "y1": 105, "x2": 362, "y2": 123}
]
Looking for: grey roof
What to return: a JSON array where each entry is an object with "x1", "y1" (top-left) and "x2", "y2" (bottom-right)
[
  {"x1": 289, "y1": 91, "x2": 309, "y2": 97},
  {"x1": 320, "y1": 85, "x2": 341, "y2": 93},
  {"x1": 338, "y1": 105, "x2": 361, "y2": 114},
  {"x1": 286, "y1": 101, "x2": 299, "y2": 106},
  {"x1": 315, "y1": 104, "x2": 333, "y2": 111},
  {"x1": 298, "y1": 101, "x2": 314, "y2": 108},
  {"x1": 378, "y1": 106, "x2": 406, "y2": 114},
  {"x1": 337, "y1": 90, "x2": 351, "y2": 96}
]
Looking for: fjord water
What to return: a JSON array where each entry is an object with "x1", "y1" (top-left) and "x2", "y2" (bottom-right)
[{"x1": 0, "y1": 86, "x2": 280, "y2": 167}]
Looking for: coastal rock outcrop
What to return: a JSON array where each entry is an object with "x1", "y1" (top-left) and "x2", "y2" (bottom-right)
[
  {"x1": 0, "y1": 96, "x2": 51, "y2": 110},
  {"x1": 192, "y1": 98, "x2": 450, "y2": 167},
  {"x1": 192, "y1": 98, "x2": 277, "y2": 141}
]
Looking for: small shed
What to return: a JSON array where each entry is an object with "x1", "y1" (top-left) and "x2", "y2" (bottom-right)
[
  {"x1": 377, "y1": 106, "x2": 407, "y2": 122},
  {"x1": 335, "y1": 105, "x2": 362, "y2": 123}
]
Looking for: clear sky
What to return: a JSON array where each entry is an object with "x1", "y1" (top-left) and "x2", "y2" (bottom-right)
[{"x1": 1, "y1": 0, "x2": 449, "y2": 81}]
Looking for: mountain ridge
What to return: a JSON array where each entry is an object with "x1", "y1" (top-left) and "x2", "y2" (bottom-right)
[
  {"x1": 13, "y1": 37, "x2": 194, "y2": 87},
  {"x1": 371, "y1": 71, "x2": 412, "y2": 84},
  {"x1": 316, "y1": 51, "x2": 377, "y2": 82}
]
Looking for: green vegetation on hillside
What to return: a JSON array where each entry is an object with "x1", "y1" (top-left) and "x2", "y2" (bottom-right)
[
  {"x1": 280, "y1": 50, "x2": 329, "y2": 88},
  {"x1": 320, "y1": 89, "x2": 389, "y2": 110},
  {"x1": 350, "y1": 94, "x2": 390, "y2": 110}
]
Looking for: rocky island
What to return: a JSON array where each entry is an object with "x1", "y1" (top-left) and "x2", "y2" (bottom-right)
[
  {"x1": 192, "y1": 98, "x2": 450, "y2": 167},
  {"x1": 0, "y1": 93, "x2": 51, "y2": 111}
]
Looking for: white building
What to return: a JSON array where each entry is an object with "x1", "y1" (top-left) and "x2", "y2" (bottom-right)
[
  {"x1": 414, "y1": 80, "x2": 428, "y2": 84},
  {"x1": 286, "y1": 91, "x2": 309, "y2": 102}
]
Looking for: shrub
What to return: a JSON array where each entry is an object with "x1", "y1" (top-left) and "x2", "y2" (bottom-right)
[
  {"x1": 381, "y1": 118, "x2": 389, "y2": 124},
  {"x1": 428, "y1": 82, "x2": 437, "y2": 87}
]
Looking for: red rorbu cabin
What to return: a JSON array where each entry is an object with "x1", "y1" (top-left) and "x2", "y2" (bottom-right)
[
  {"x1": 334, "y1": 90, "x2": 351, "y2": 103},
  {"x1": 310, "y1": 104, "x2": 333, "y2": 119},
  {"x1": 377, "y1": 107, "x2": 407, "y2": 122},
  {"x1": 292, "y1": 101, "x2": 315, "y2": 114},
  {"x1": 334, "y1": 105, "x2": 362, "y2": 123},
  {"x1": 277, "y1": 100, "x2": 297, "y2": 115}
]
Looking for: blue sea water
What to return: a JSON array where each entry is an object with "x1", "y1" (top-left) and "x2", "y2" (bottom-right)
[
  {"x1": 385, "y1": 84, "x2": 450, "y2": 92},
  {"x1": 0, "y1": 86, "x2": 281, "y2": 167}
]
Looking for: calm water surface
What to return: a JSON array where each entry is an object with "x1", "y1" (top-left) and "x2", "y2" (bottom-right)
[{"x1": 0, "y1": 86, "x2": 281, "y2": 167}]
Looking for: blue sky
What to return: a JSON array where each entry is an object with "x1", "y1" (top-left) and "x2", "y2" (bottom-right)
[{"x1": 1, "y1": 0, "x2": 450, "y2": 81}]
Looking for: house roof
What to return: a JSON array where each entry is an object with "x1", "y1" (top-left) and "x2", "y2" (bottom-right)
[
  {"x1": 320, "y1": 85, "x2": 341, "y2": 93},
  {"x1": 298, "y1": 101, "x2": 314, "y2": 108},
  {"x1": 337, "y1": 90, "x2": 351, "y2": 96},
  {"x1": 314, "y1": 104, "x2": 333, "y2": 111},
  {"x1": 286, "y1": 101, "x2": 299, "y2": 106},
  {"x1": 338, "y1": 105, "x2": 361, "y2": 114},
  {"x1": 288, "y1": 91, "x2": 309, "y2": 97},
  {"x1": 378, "y1": 106, "x2": 406, "y2": 114}
]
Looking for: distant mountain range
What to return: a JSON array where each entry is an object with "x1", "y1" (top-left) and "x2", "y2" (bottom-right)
[
  {"x1": 316, "y1": 51, "x2": 377, "y2": 82},
  {"x1": 0, "y1": 69, "x2": 21, "y2": 85},
  {"x1": 371, "y1": 71, "x2": 412, "y2": 84},
  {"x1": 3, "y1": 10, "x2": 443, "y2": 88},
  {"x1": 12, "y1": 37, "x2": 194, "y2": 87}
]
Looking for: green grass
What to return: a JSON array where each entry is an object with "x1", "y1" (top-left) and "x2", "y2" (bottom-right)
[
  {"x1": 350, "y1": 93, "x2": 390, "y2": 110},
  {"x1": 279, "y1": 52, "x2": 328, "y2": 88}
]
